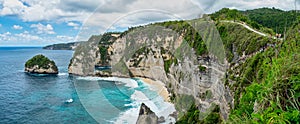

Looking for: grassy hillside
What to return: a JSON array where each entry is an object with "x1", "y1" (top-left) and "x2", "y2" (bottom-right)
[
  {"x1": 217, "y1": 21, "x2": 275, "y2": 62},
  {"x1": 226, "y1": 23, "x2": 300, "y2": 123},
  {"x1": 242, "y1": 7, "x2": 299, "y2": 34},
  {"x1": 210, "y1": 7, "x2": 300, "y2": 36}
]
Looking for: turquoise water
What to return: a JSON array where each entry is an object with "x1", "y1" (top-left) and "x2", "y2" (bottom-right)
[{"x1": 0, "y1": 47, "x2": 173, "y2": 124}]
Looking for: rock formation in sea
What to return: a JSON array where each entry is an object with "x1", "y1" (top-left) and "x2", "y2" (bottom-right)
[
  {"x1": 136, "y1": 103, "x2": 158, "y2": 124},
  {"x1": 25, "y1": 54, "x2": 58, "y2": 74}
]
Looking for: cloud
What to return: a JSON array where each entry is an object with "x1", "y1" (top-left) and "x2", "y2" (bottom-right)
[
  {"x1": 0, "y1": 0, "x2": 299, "y2": 44},
  {"x1": 73, "y1": 0, "x2": 203, "y2": 41},
  {"x1": 0, "y1": 0, "x2": 26, "y2": 15},
  {"x1": 30, "y1": 23, "x2": 55, "y2": 34},
  {"x1": 0, "y1": 31, "x2": 76, "y2": 46},
  {"x1": 12, "y1": 25, "x2": 23, "y2": 30},
  {"x1": 67, "y1": 22, "x2": 80, "y2": 29},
  {"x1": 0, "y1": 0, "x2": 298, "y2": 23},
  {"x1": 56, "y1": 35, "x2": 75, "y2": 42},
  {"x1": 0, "y1": 32, "x2": 12, "y2": 41},
  {"x1": 0, "y1": 24, "x2": 2, "y2": 27},
  {"x1": 58, "y1": 0, "x2": 104, "y2": 12},
  {"x1": 0, "y1": 31, "x2": 40, "y2": 43},
  {"x1": 15, "y1": 32, "x2": 41, "y2": 41}
]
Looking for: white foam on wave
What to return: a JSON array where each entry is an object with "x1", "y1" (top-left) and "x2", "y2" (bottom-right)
[
  {"x1": 76, "y1": 77, "x2": 138, "y2": 88},
  {"x1": 115, "y1": 90, "x2": 176, "y2": 124},
  {"x1": 58, "y1": 73, "x2": 68, "y2": 76},
  {"x1": 77, "y1": 76, "x2": 175, "y2": 123}
]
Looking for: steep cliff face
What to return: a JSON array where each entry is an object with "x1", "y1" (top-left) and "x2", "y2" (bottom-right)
[
  {"x1": 68, "y1": 18, "x2": 232, "y2": 121},
  {"x1": 68, "y1": 35, "x2": 101, "y2": 76}
]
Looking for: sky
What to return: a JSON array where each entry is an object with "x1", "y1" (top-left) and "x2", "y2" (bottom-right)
[{"x1": 0, "y1": 0, "x2": 299, "y2": 46}]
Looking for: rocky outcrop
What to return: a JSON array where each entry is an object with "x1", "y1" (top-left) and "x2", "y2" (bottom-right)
[
  {"x1": 136, "y1": 103, "x2": 158, "y2": 124},
  {"x1": 25, "y1": 54, "x2": 58, "y2": 74}
]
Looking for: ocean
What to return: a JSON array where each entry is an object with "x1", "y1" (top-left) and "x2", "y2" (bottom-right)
[{"x1": 0, "y1": 47, "x2": 175, "y2": 124}]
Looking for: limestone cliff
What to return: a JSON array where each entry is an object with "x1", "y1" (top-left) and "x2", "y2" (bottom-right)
[
  {"x1": 68, "y1": 18, "x2": 232, "y2": 121},
  {"x1": 68, "y1": 35, "x2": 101, "y2": 76}
]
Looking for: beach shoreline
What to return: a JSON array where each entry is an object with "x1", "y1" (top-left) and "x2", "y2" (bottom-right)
[{"x1": 138, "y1": 77, "x2": 170, "y2": 102}]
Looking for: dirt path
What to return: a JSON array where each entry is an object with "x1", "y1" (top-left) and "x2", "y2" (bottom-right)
[{"x1": 221, "y1": 20, "x2": 268, "y2": 37}]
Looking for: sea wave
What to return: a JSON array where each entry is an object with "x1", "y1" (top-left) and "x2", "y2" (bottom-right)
[
  {"x1": 58, "y1": 73, "x2": 68, "y2": 76},
  {"x1": 76, "y1": 77, "x2": 139, "y2": 88},
  {"x1": 77, "y1": 77, "x2": 176, "y2": 123},
  {"x1": 115, "y1": 89, "x2": 176, "y2": 124}
]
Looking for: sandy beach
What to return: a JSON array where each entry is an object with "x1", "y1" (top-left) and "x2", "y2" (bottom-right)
[{"x1": 138, "y1": 78, "x2": 170, "y2": 102}]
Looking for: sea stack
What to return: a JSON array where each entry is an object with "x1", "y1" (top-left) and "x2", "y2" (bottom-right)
[
  {"x1": 25, "y1": 54, "x2": 58, "y2": 74},
  {"x1": 136, "y1": 103, "x2": 158, "y2": 124}
]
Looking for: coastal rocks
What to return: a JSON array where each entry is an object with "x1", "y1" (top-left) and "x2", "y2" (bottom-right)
[
  {"x1": 136, "y1": 103, "x2": 158, "y2": 124},
  {"x1": 68, "y1": 35, "x2": 101, "y2": 76},
  {"x1": 25, "y1": 54, "x2": 58, "y2": 74}
]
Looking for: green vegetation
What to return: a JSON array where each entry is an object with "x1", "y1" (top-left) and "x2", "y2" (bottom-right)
[
  {"x1": 131, "y1": 46, "x2": 154, "y2": 67},
  {"x1": 217, "y1": 22, "x2": 274, "y2": 62},
  {"x1": 156, "y1": 20, "x2": 208, "y2": 56},
  {"x1": 211, "y1": 7, "x2": 300, "y2": 35},
  {"x1": 163, "y1": 58, "x2": 178, "y2": 73},
  {"x1": 98, "y1": 32, "x2": 119, "y2": 65},
  {"x1": 99, "y1": 45, "x2": 108, "y2": 65},
  {"x1": 198, "y1": 65, "x2": 206, "y2": 72},
  {"x1": 242, "y1": 7, "x2": 299, "y2": 34},
  {"x1": 211, "y1": 8, "x2": 263, "y2": 30},
  {"x1": 177, "y1": 103, "x2": 221, "y2": 124},
  {"x1": 25, "y1": 54, "x2": 58, "y2": 71},
  {"x1": 211, "y1": 8, "x2": 276, "y2": 35},
  {"x1": 210, "y1": 8, "x2": 245, "y2": 22},
  {"x1": 174, "y1": 94, "x2": 195, "y2": 118},
  {"x1": 226, "y1": 27, "x2": 300, "y2": 123}
]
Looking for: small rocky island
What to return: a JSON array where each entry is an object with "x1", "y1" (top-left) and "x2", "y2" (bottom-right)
[{"x1": 25, "y1": 54, "x2": 58, "y2": 74}]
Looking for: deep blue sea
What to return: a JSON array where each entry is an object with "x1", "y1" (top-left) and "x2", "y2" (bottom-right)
[{"x1": 0, "y1": 47, "x2": 175, "y2": 124}]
